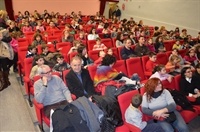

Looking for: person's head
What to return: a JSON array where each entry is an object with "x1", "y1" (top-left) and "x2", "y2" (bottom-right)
[
  {"x1": 101, "y1": 54, "x2": 116, "y2": 67},
  {"x1": 64, "y1": 30, "x2": 70, "y2": 37},
  {"x1": 28, "y1": 44, "x2": 36, "y2": 54},
  {"x1": 181, "y1": 67, "x2": 192, "y2": 78},
  {"x1": 171, "y1": 48, "x2": 179, "y2": 56},
  {"x1": 98, "y1": 50, "x2": 106, "y2": 57},
  {"x1": 33, "y1": 55, "x2": 44, "y2": 66},
  {"x1": 49, "y1": 21, "x2": 55, "y2": 27},
  {"x1": 41, "y1": 45, "x2": 49, "y2": 53},
  {"x1": 70, "y1": 56, "x2": 82, "y2": 73},
  {"x1": 25, "y1": 21, "x2": 30, "y2": 26},
  {"x1": 148, "y1": 38, "x2": 153, "y2": 44},
  {"x1": 124, "y1": 38, "x2": 132, "y2": 48},
  {"x1": 138, "y1": 36, "x2": 145, "y2": 45},
  {"x1": 156, "y1": 36, "x2": 163, "y2": 43},
  {"x1": 182, "y1": 29, "x2": 187, "y2": 34},
  {"x1": 77, "y1": 44, "x2": 87, "y2": 56},
  {"x1": 38, "y1": 65, "x2": 52, "y2": 81},
  {"x1": 169, "y1": 55, "x2": 180, "y2": 64},
  {"x1": 195, "y1": 63, "x2": 200, "y2": 74},
  {"x1": 107, "y1": 48, "x2": 113, "y2": 55},
  {"x1": 148, "y1": 52, "x2": 157, "y2": 62},
  {"x1": 90, "y1": 27, "x2": 96, "y2": 34},
  {"x1": 175, "y1": 27, "x2": 180, "y2": 33},
  {"x1": 55, "y1": 54, "x2": 64, "y2": 64},
  {"x1": 187, "y1": 48, "x2": 195, "y2": 57},
  {"x1": 116, "y1": 32, "x2": 123, "y2": 41},
  {"x1": 131, "y1": 94, "x2": 142, "y2": 108},
  {"x1": 79, "y1": 31, "x2": 84, "y2": 39},
  {"x1": 96, "y1": 37, "x2": 101, "y2": 45},
  {"x1": 128, "y1": 32, "x2": 135, "y2": 39},
  {"x1": 73, "y1": 40, "x2": 82, "y2": 47},
  {"x1": 34, "y1": 33, "x2": 43, "y2": 41},
  {"x1": 145, "y1": 78, "x2": 163, "y2": 101},
  {"x1": 152, "y1": 65, "x2": 166, "y2": 74},
  {"x1": 175, "y1": 39, "x2": 180, "y2": 45}
]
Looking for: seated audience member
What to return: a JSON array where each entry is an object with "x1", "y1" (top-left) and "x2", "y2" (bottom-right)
[
  {"x1": 87, "y1": 27, "x2": 99, "y2": 40},
  {"x1": 128, "y1": 32, "x2": 137, "y2": 45},
  {"x1": 111, "y1": 26, "x2": 117, "y2": 38},
  {"x1": 34, "y1": 65, "x2": 72, "y2": 118},
  {"x1": 134, "y1": 36, "x2": 149, "y2": 57},
  {"x1": 94, "y1": 50, "x2": 106, "y2": 65},
  {"x1": 165, "y1": 55, "x2": 182, "y2": 73},
  {"x1": 94, "y1": 54, "x2": 140, "y2": 91},
  {"x1": 8, "y1": 21, "x2": 20, "y2": 33},
  {"x1": 150, "y1": 65, "x2": 173, "y2": 82},
  {"x1": 40, "y1": 44, "x2": 51, "y2": 56},
  {"x1": 194, "y1": 44, "x2": 200, "y2": 60},
  {"x1": 141, "y1": 78, "x2": 189, "y2": 132},
  {"x1": 193, "y1": 63, "x2": 200, "y2": 86},
  {"x1": 68, "y1": 40, "x2": 82, "y2": 55},
  {"x1": 169, "y1": 48, "x2": 191, "y2": 65},
  {"x1": 155, "y1": 36, "x2": 166, "y2": 53},
  {"x1": 180, "y1": 67, "x2": 200, "y2": 105},
  {"x1": 22, "y1": 21, "x2": 33, "y2": 33},
  {"x1": 172, "y1": 39, "x2": 182, "y2": 50},
  {"x1": 115, "y1": 32, "x2": 124, "y2": 47},
  {"x1": 145, "y1": 52, "x2": 157, "y2": 72},
  {"x1": 32, "y1": 33, "x2": 46, "y2": 46},
  {"x1": 52, "y1": 54, "x2": 70, "y2": 74},
  {"x1": 77, "y1": 44, "x2": 93, "y2": 68},
  {"x1": 146, "y1": 38, "x2": 156, "y2": 52},
  {"x1": 29, "y1": 55, "x2": 45, "y2": 80},
  {"x1": 125, "y1": 94, "x2": 164, "y2": 132},
  {"x1": 35, "y1": 20, "x2": 45, "y2": 32},
  {"x1": 26, "y1": 44, "x2": 37, "y2": 58},
  {"x1": 180, "y1": 29, "x2": 187, "y2": 39},
  {"x1": 184, "y1": 48, "x2": 198, "y2": 66},
  {"x1": 93, "y1": 37, "x2": 107, "y2": 51},
  {"x1": 62, "y1": 30, "x2": 74, "y2": 43},
  {"x1": 46, "y1": 21, "x2": 59, "y2": 32},
  {"x1": 121, "y1": 38, "x2": 137, "y2": 60},
  {"x1": 66, "y1": 56, "x2": 96, "y2": 98},
  {"x1": 76, "y1": 31, "x2": 86, "y2": 41}
]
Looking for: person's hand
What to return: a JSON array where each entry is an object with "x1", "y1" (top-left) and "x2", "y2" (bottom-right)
[
  {"x1": 68, "y1": 99, "x2": 73, "y2": 103},
  {"x1": 85, "y1": 53, "x2": 88, "y2": 58},
  {"x1": 193, "y1": 94, "x2": 198, "y2": 98},
  {"x1": 161, "y1": 113, "x2": 169, "y2": 119},
  {"x1": 167, "y1": 76, "x2": 173, "y2": 83},
  {"x1": 153, "y1": 109, "x2": 165, "y2": 119},
  {"x1": 42, "y1": 76, "x2": 48, "y2": 86}
]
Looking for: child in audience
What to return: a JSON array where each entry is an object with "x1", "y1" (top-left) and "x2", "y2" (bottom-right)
[
  {"x1": 169, "y1": 48, "x2": 190, "y2": 65},
  {"x1": 76, "y1": 31, "x2": 86, "y2": 41},
  {"x1": 184, "y1": 48, "x2": 198, "y2": 66},
  {"x1": 32, "y1": 33, "x2": 46, "y2": 46},
  {"x1": 68, "y1": 40, "x2": 82, "y2": 54},
  {"x1": 29, "y1": 55, "x2": 45, "y2": 80},
  {"x1": 128, "y1": 32, "x2": 137, "y2": 45},
  {"x1": 145, "y1": 52, "x2": 158, "y2": 72},
  {"x1": 62, "y1": 30, "x2": 74, "y2": 43},
  {"x1": 111, "y1": 26, "x2": 117, "y2": 38},
  {"x1": 22, "y1": 21, "x2": 33, "y2": 33},
  {"x1": 52, "y1": 54, "x2": 70, "y2": 75},
  {"x1": 172, "y1": 39, "x2": 182, "y2": 50},
  {"x1": 41, "y1": 45, "x2": 51, "y2": 56},
  {"x1": 165, "y1": 55, "x2": 182, "y2": 73},
  {"x1": 146, "y1": 38, "x2": 156, "y2": 52},
  {"x1": 93, "y1": 37, "x2": 107, "y2": 51},
  {"x1": 87, "y1": 27, "x2": 99, "y2": 40},
  {"x1": 150, "y1": 65, "x2": 173, "y2": 82},
  {"x1": 155, "y1": 36, "x2": 166, "y2": 53},
  {"x1": 115, "y1": 32, "x2": 124, "y2": 47},
  {"x1": 125, "y1": 94, "x2": 164, "y2": 132},
  {"x1": 35, "y1": 20, "x2": 45, "y2": 32},
  {"x1": 26, "y1": 44, "x2": 37, "y2": 58},
  {"x1": 94, "y1": 50, "x2": 106, "y2": 65}
]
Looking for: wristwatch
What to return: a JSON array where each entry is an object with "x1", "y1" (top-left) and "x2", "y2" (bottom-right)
[{"x1": 43, "y1": 84, "x2": 47, "y2": 87}]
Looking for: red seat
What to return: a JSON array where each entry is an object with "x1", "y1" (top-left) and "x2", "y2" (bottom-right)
[
  {"x1": 165, "y1": 51, "x2": 172, "y2": 58},
  {"x1": 141, "y1": 55, "x2": 152, "y2": 79},
  {"x1": 87, "y1": 65, "x2": 97, "y2": 81},
  {"x1": 18, "y1": 38, "x2": 29, "y2": 47},
  {"x1": 24, "y1": 32, "x2": 35, "y2": 42},
  {"x1": 117, "y1": 90, "x2": 141, "y2": 132},
  {"x1": 46, "y1": 36, "x2": 61, "y2": 43},
  {"x1": 113, "y1": 60, "x2": 128, "y2": 76},
  {"x1": 53, "y1": 30, "x2": 62, "y2": 37},
  {"x1": 156, "y1": 52, "x2": 168, "y2": 65},
  {"x1": 117, "y1": 46, "x2": 124, "y2": 60},
  {"x1": 37, "y1": 44, "x2": 55, "y2": 54},
  {"x1": 88, "y1": 50, "x2": 100, "y2": 61},
  {"x1": 87, "y1": 40, "x2": 96, "y2": 51},
  {"x1": 126, "y1": 57, "x2": 146, "y2": 81},
  {"x1": 164, "y1": 40, "x2": 176, "y2": 51},
  {"x1": 68, "y1": 52, "x2": 78, "y2": 62},
  {"x1": 56, "y1": 42, "x2": 71, "y2": 52},
  {"x1": 178, "y1": 49, "x2": 188, "y2": 58},
  {"x1": 62, "y1": 69, "x2": 70, "y2": 85},
  {"x1": 101, "y1": 38, "x2": 113, "y2": 48}
]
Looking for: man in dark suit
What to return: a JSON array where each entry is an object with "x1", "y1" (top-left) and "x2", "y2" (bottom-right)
[{"x1": 65, "y1": 56, "x2": 96, "y2": 99}]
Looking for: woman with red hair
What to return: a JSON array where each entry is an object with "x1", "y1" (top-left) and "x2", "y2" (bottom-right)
[{"x1": 141, "y1": 78, "x2": 189, "y2": 132}]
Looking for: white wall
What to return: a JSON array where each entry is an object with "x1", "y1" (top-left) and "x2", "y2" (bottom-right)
[{"x1": 118, "y1": 0, "x2": 200, "y2": 36}]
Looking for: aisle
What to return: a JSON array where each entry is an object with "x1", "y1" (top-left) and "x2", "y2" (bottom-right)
[{"x1": 0, "y1": 72, "x2": 38, "y2": 131}]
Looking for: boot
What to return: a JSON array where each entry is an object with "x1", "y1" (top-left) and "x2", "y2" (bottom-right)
[
  {"x1": 3, "y1": 71, "x2": 11, "y2": 87},
  {"x1": 0, "y1": 71, "x2": 6, "y2": 91}
]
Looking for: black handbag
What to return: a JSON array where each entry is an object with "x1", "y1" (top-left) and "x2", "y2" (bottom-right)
[{"x1": 165, "y1": 112, "x2": 177, "y2": 123}]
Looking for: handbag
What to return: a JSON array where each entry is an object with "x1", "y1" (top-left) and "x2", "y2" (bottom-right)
[
  {"x1": 165, "y1": 112, "x2": 177, "y2": 123},
  {"x1": 0, "y1": 41, "x2": 14, "y2": 60}
]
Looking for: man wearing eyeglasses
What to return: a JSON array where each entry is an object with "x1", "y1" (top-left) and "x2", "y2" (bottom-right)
[{"x1": 34, "y1": 65, "x2": 72, "y2": 118}]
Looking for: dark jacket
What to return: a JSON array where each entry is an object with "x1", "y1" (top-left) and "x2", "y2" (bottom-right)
[
  {"x1": 134, "y1": 44, "x2": 149, "y2": 57},
  {"x1": 66, "y1": 69, "x2": 95, "y2": 98},
  {"x1": 120, "y1": 46, "x2": 136, "y2": 60}
]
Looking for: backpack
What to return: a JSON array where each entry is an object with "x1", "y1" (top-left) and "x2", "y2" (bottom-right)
[
  {"x1": 168, "y1": 89, "x2": 195, "y2": 112},
  {"x1": 91, "y1": 95, "x2": 123, "y2": 132}
]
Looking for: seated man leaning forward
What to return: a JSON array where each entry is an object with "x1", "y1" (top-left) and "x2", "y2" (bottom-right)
[{"x1": 34, "y1": 65, "x2": 72, "y2": 118}]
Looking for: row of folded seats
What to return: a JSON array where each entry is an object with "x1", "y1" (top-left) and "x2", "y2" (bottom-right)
[{"x1": 21, "y1": 47, "x2": 199, "y2": 131}]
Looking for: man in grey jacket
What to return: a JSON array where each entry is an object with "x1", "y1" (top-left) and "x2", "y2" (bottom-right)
[{"x1": 34, "y1": 65, "x2": 72, "y2": 117}]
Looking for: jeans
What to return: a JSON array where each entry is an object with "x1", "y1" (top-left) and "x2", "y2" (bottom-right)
[
  {"x1": 131, "y1": 73, "x2": 141, "y2": 82},
  {"x1": 157, "y1": 110, "x2": 189, "y2": 132},
  {"x1": 142, "y1": 120, "x2": 164, "y2": 132}
]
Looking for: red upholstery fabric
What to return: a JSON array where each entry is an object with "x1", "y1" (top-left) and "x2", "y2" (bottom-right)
[
  {"x1": 113, "y1": 60, "x2": 128, "y2": 76},
  {"x1": 88, "y1": 50, "x2": 100, "y2": 61},
  {"x1": 37, "y1": 44, "x2": 55, "y2": 54},
  {"x1": 87, "y1": 65, "x2": 97, "y2": 81},
  {"x1": 141, "y1": 55, "x2": 152, "y2": 79},
  {"x1": 156, "y1": 52, "x2": 168, "y2": 65},
  {"x1": 18, "y1": 38, "x2": 30, "y2": 47}
]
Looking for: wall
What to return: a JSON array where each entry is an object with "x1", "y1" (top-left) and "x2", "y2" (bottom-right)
[
  {"x1": 0, "y1": 0, "x2": 6, "y2": 10},
  {"x1": 118, "y1": 0, "x2": 200, "y2": 36},
  {"x1": 12, "y1": 0, "x2": 100, "y2": 15}
]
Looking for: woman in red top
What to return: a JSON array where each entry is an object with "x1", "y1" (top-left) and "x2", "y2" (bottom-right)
[{"x1": 184, "y1": 48, "x2": 198, "y2": 66}]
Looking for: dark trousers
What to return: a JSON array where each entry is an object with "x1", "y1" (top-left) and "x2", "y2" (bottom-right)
[
  {"x1": 0, "y1": 58, "x2": 9, "y2": 71},
  {"x1": 44, "y1": 100, "x2": 68, "y2": 118}
]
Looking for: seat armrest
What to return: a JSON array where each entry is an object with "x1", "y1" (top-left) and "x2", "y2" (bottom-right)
[
  {"x1": 33, "y1": 99, "x2": 44, "y2": 109},
  {"x1": 71, "y1": 94, "x2": 76, "y2": 100},
  {"x1": 24, "y1": 76, "x2": 30, "y2": 83},
  {"x1": 33, "y1": 99, "x2": 44, "y2": 124},
  {"x1": 187, "y1": 96, "x2": 196, "y2": 102},
  {"x1": 176, "y1": 105, "x2": 182, "y2": 111}
]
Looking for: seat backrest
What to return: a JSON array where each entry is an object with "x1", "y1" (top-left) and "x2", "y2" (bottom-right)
[
  {"x1": 164, "y1": 40, "x2": 176, "y2": 51},
  {"x1": 87, "y1": 65, "x2": 97, "y2": 81},
  {"x1": 87, "y1": 40, "x2": 96, "y2": 51},
  {"x1": 101, "y1": 38, "x2": 113, "y2": 48},
  {"x1": 47, "y1": 36, "x2": 61, "y2": 43},
  {"x1": 53, "y1": 30, "x2": 62, "y2": 37},
  {"x1": 62, "y1": 69, "x2": 70, "y2": 85},
  {"x1": 126, "y1": 57, "x2": 145, "y2": 81},
  {"x1": 24, "y1": 57, "x2": 33, "y2": 77},
  {"x1": 113, "y1": 60, "x2": 128, "y2": 76},
  {"x1": 18, "y1": 38, "x2": 29, "y2": 47},
  {"x1": 117, "y1": 46, "x2": 124, "y2": 60},
  {"x1": 37, "y1": 44, "x2": 55, "y2": 54},
  {"x1": 165, "y1": 51, "x2": 172, "y2": 58},
  {"x1": 56, "y1": 42, "x2": 71, "y2": 51},
  {"x1": 88, "y1": 50, "x2": 100, "y2": 61},
  {"x1": 174, "y1": 74, "x2": 181, "y2": 91},
  {"x1": 156, "y1": 52, "x2": 168, "y2": 65},
  {"x1": 18, "y1": 46, "x2": 28, "y2": 67},
  {"x1": 141, "y1": 55, "x2": 149, "y2": 72},
  {"x1": 118, "y1": 90, "x2": 139, "y2": 121},
  {"x1": 179, "y1": 49, "x2": 188, "y2": 58},
  {"x1": 69, "y1": 52, "x2": 78, "y2": 62}
]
